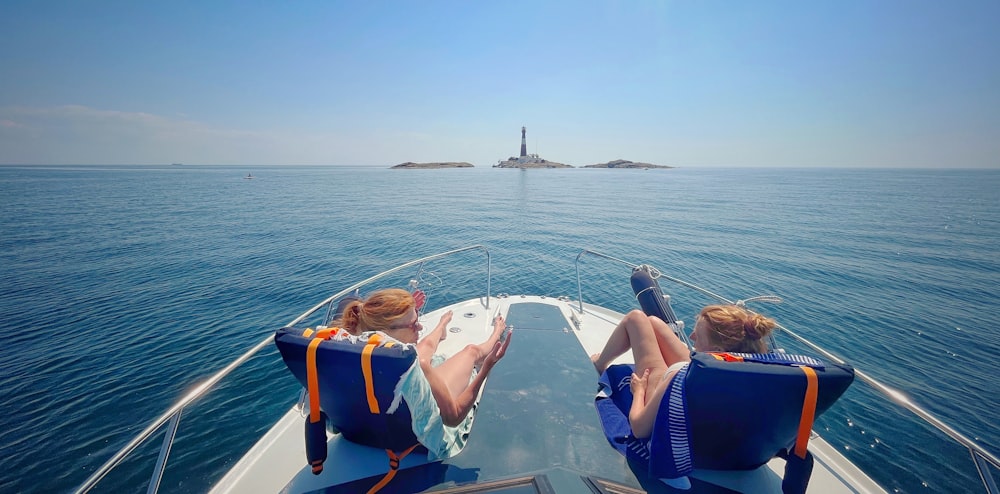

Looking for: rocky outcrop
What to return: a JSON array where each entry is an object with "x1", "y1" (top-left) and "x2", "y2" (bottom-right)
[
  {"x1": 583, "y1": 159, "x2": 672, "y2": 169},
  {"x1": 391, "y1": 162, "x2": 474, "y2": 169},
  {"x1": 493, "y1": 157, "x2": 573, "y2": 169},
  {"x1": 389, "y1": 158, "x2": 670, "y2": 170}
]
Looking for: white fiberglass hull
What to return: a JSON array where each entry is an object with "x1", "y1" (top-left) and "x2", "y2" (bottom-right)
[{"x1": 213, "y1": 295, "x2": 885, "y2": 494}]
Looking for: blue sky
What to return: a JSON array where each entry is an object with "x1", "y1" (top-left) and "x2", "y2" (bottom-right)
[{"x1": 1, "y1": 1, "x2": 998, "y2": 167}]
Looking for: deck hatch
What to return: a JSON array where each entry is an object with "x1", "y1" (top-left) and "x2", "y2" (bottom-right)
[{"x1": 504, "y1": 302, "x2": 569, "y2": 332}]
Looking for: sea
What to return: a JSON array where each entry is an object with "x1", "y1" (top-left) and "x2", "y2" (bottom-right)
[{"x1": 1, "y1": 165, "x2": 997, "y2": 494}]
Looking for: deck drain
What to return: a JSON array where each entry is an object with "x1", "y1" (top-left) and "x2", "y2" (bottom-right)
[
  {"x1": 449, "y1": 326, "x2": 461, "y2": 333},
  {"x1": 463, "y1": 312, "x2": 476, "y2": 318}
]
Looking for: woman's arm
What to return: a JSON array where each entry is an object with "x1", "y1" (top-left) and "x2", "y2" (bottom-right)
[{"x1": 629, "y1": 368, "x2": 673, "y2": 439}]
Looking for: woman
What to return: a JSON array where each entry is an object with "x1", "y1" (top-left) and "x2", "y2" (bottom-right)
[
  {"x1": 590, "y1": 305, "x2": 776, "y2": 438},
  {"x1": 340, "y1": 288, "x2": 511, "y2": 427}
]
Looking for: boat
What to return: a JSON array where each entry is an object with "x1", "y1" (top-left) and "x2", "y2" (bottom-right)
[
  {"x1": 74, "y1": 246, "x2": 1000, "y2": 493},
  {"x1": 244, "y1": 173, "x2": 254, "y2": 179}
]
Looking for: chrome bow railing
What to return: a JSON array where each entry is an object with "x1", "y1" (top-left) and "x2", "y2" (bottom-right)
[
  {"x1": 74, "y1": 245, "x2": 491, "y2": 494},
  {"x1": 573, "y1": 248, "x2": 999, "y2": 494}
]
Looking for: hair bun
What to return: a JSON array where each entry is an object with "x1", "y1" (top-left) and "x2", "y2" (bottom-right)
[{"x1": 743, "y1": 319, "x2": 762, "y2": 340}]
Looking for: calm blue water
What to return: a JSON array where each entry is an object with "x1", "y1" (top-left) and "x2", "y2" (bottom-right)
[{"x1": 1, "y1": 165, "x2": 998, "y2": 493}]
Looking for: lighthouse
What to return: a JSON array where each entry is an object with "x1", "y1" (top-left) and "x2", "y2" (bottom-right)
[{"x1": 494, "y1": 125, "x2": 568, "y2": 167}]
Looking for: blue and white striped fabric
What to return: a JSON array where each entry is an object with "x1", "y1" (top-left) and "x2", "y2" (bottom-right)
[
  {"x1": 717, "y1": 352, "x2": 826, "y2": 369},
  {"x1": 661, "y1": 363, "x2": 692, "y2": 480},
  {"x1": 595, "y1": 350, "x2": 854, "y2": 490},
  {"x1": 594, "y1": 362, "x2": 695, "y2": 486}
]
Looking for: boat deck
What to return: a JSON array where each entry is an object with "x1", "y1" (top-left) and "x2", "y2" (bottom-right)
[{"x1": 212, "y1": 295, "x2": 885, "y2": 493}]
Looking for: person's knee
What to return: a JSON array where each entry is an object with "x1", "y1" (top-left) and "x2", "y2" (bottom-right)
[
  {"x1": 460, "y1": 343, "x2": 484, "y2": 359},
  {"x1": 625, "y1": 309, "x2": 646, "y2": 322}
]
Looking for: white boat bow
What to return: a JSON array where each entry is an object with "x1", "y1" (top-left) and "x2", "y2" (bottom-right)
[{"x1": 74, "y1": 246, "x2": 1000, "y2": 494}]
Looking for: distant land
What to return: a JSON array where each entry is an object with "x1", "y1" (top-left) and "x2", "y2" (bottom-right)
[
  {"x1": 389, "y1": 159, "x2": 673, "y2": 169},
  {"x1": 390, "y1": 127, "x2": 672, "y2": 170},
  {"x1": 493, "y1": 156, "x2": 572, "y2": 169},
  {"x1": 391, "y1": 162, "x2": 474, "y2": 169},
  {"x1": 583, "y1": 159, "x2": 673, "y2": 169}
]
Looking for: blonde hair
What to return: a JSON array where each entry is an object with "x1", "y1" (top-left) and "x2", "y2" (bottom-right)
[
  {"x1": 698, "y1": 304, "x2": 776, "y2": 354},
  {"x1": 340, "y1": 288, "x2": 415, "y2": 335}
]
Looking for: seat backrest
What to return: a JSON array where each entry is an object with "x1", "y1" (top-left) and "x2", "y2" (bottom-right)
[
  {"x1": 648, "y1": 351, "x2": 855, "y2": 480},
  {"x1": 274, "y1": 326, "x2": 421, "y2": 451}
]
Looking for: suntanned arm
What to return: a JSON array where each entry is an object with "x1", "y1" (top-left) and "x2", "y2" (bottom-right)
[{"x1": 629, "y1": 368, "x2": 674, "y2": 439}]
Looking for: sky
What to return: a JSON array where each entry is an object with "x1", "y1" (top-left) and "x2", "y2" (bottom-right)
[{"x1": 1, "y1": 1, "x2": 998, "y2": 168}]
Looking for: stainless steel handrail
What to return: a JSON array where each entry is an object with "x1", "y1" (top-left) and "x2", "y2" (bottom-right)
[
  {"x1": 74, "y1": 245, "x2": 491, "y2": 494},
  {"x1": 779, "y1": 324, "x2": 1000, "y2": 491},
  {"x1": 574, "y1": 249, "x2": 637, "y2": 314},
  {"x1": 573, "y1": 248, "x2": 999, "y2": 493}
]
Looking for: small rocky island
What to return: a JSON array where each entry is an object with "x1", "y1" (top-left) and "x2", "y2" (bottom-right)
[
  {"x1": 391, "y1": 162, "x2": 474, "y2": 169},
  {"x1": 389, "y1": 129, "x2": 673, "y2": 170},
  {"x1": 493, "y1": 126, "x2": 572, "y2": 168},
  {"x1": 583, "y1": 159, "x2": 673, "y2": 169},
  {"x1": 493, "y1": 156, "x2": 572, "y2": 169}
]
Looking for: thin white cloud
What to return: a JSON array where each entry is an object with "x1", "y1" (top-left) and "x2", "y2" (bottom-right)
[
  {"x1": 3, "y1": 105, "x2": 996, "y2": 168},
  {"x1": 0, "y1": 105, "x2": 370, "y2": 165},
  {"x1": 0, "y1": 105, "x2": 536, "y2": 166}
]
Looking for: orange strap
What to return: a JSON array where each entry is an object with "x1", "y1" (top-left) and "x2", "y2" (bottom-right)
[
  {"x1": 303, "y1": 326, "x2": 346, "y2": 339},
  {"x1": 304, "y1": 327, "x2": 342, "y2": 423},
  {"x1": 362, "y1": 335, "x2": 382, "y2": 414},
  {"x1": 315, "y1": 327, "x2": 339, "y2": 339},
  {"x1": 306, "y1": 337, "x2": 324, "y2": 423},
  {"x1": 794, "y1": 366, "x2": 819, "y2": 459},
  {"x1": 356, "y1": 333, "x2": 415, "y2": 494},
  {"x1": 709, "y1": 352, "x2": 745, "y2": 362},
  {"x1": 366, "y1": 444, "x2": 420, "y2": 494}
]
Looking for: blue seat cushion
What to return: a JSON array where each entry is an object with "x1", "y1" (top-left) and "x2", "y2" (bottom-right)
[
  {"x1": 274, "y1": 326, "x2": 422, "y2": 451},
  {"x1": 596, "y1": 351, "x2": 854, "y2": 482}
]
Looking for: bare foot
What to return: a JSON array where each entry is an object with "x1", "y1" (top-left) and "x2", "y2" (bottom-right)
[
  {"x1": 418, "y1": 311, "x2": 452, "y2": 358},
  {"x1": 473, "y1": 315, "x2": 507, "y2": 367},
  {"x1": 436, "y1": 310, "x2": 453, "y2": 342},
  {"x1": 493, "y1": 314, "x2": 506, "y2": 335},
  {"x1": 591, "y1": 353, "x2": 607, "y2": 375}
]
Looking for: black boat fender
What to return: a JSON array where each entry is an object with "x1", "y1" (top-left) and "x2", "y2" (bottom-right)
[{"x1": 630, "y1": 266, "x2": 679, "y2": 324}]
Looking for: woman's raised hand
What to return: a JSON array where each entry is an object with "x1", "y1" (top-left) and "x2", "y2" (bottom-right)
[
  {"x1": 630, "y1": 368, "x2": 651, "y2": 397},
  {"x1": 482, "y1": 329, "x2": 511, "y2": 371}
]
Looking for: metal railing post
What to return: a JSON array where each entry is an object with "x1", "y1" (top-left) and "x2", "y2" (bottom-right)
[{"x1": 146, "y1": 410, "x2": 182, "y2": 494}]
